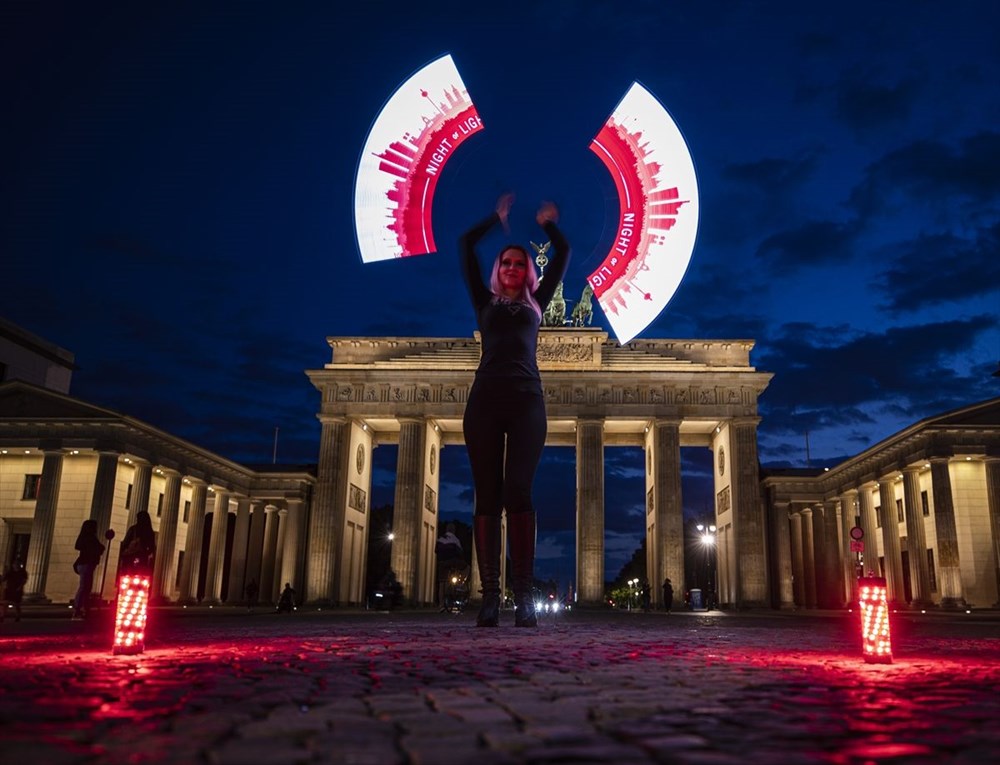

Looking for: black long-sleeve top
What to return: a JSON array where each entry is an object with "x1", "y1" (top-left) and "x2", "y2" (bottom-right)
[{"x1": 459, "y1": 212, "x2": 571, "y2": 391}]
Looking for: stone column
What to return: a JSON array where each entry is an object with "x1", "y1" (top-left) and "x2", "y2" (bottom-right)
[
  {"x1": 858, "y1": 484, "x2": 879, "y2": 576},
  {"x1": 576, "y1": 419, "x2": 605, "y2": 604},
  {"x1": 273, "y1": 507, "x2": 289, "y2": 593},
  {"x1": 391, "y1": 418, "x2": 426, "y2": 606},
  {"x1": 789, "y1": 508, "x2": 804, "y2": 607},
  {"x1": 878, "y1": 476, "x2": 906, "y2": 606},
  {"x1": 307, "y1": 416, "x2": 350, "y2": 604},
  {"x1": 731, "y1": 418, "x2": 767, "y2": 606},
  {"x1": 227, "y1": 497, "x2": 252, "y2": 602},
  {"x1": 244, "y1": 499, "x2": 267, "y2": 597},
  {"x1": 840, "y1": 490, "x2": 860, "y2": 605},
  {"x1": 801, "y1": 507, "x2": 817, "y2": 608},
  {"x1": 203, "y1": 490, "x2": 231, "y2": 604},
  {"x1": 771, "y1": 500, "x2": 794, "y2": 609},
  {"x1": 986, "y1": 458, "x2": 1000, "y2": 607},
  {"x1": 24, "y1": 450, "x2": 64, "y2": 600},
  {"x1": 902, "y1": 466, "x2": 932, "y2": 606},
  {"x1": 177, "y1": 480, "x2": 208, "y2": 603},
  {"x1": 152, "y1": 469, "x2": 182, "y2": 601},
  {"x1": 259, "y1": 505, "x2": 280, "y2": 603},
  {"x1": 280, "y1": 500, "x2": 304, "y2": 591},
  {"x1": 126, "y1": 458, "x2": 152, "y2": 528},
  {"x1": 89, "y1": 451, "x2": 120, "y2": 533},
  {"x1": 649, "y1": 419, "x2": 682, "y2": 605},
  {"x1": 930, "y1": 458, "x2": 965, "y2": 608},
  {"x1": 820, "y1": 499, "x2": 843, "y2": 608}
]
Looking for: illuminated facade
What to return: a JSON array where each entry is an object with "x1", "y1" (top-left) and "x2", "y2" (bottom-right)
[
  {"x1": 0, "y1": 381, "x2": 314, "y2": 607},
  {"x1": 761, "y1": 398, "x2": 1000, "y2": 610}
]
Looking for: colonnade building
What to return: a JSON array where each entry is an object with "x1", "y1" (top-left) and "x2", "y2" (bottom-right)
[
  {"x1": 0, "y1": 381, "x2": 314, "y2": 607},
  {"x1": 762, "y1": 397, "x2": 1000, "y2": 610}
]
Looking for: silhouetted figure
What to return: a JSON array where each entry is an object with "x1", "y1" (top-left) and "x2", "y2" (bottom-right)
[
  {"x1": 435, "y1": 523, "x2": 466, "y2": 611},
  {"x1": 380, "y1": 570, "x2": 403, "y2": 610},
  {"x1": 73, "y1": 519, "x2": 105, "y2": 619},
  {"x1": 1, "y1": 561, "x2": 28, "y2": 622},
  {"x1": 662, "y1": 578, "x2": 674, "y2": 613},
  {"x1": 640, "y1": 581, "x2": 651, "y2": 612},
  {"x1": 119, "y1": 511, "x2": 155, "y2": 576},
  {"x1": 276, "y1": 583, "x2": 295, "y2": 613},
  {"x1": 245, "y1": 579, "x2": 259, "y2": 613}
]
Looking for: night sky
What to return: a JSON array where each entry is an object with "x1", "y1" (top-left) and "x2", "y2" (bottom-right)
[{"x1": 4, "y1": 2, "x2": 999, "y2": 585}]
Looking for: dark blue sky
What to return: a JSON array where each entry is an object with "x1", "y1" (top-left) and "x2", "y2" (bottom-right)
[{"x1": 4, "y1": 2, "x2": 999, "y2": 585}]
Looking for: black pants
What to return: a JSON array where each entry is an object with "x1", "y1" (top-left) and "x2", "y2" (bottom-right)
[{"x1": 462, "y1": 379, "x2": 546, "y2": 518}]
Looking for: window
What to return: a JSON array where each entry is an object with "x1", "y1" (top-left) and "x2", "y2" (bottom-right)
[
  {"x1": 921, "y1": 490, "x2": 930, "y2": 517},
  {"x1": 183, "y1": 500, "x2": 191, "y2": 524},
  {"x1": 125, "y1": 483, "x2": 133, "y2": 510},
  {"x1": 22, "y1": 474, "x2": 41, "y2": 500},
  {"x1": 875, "y1": 505, "x2": 882, "y2": 528},
  {"x1": 896, "y1": 498, "x2": 904, "y2": 523},
  {"x1": 157, "y1": 492, "x2": 164, "y2": 517},
  {"x1": 927, "y1": 549, "x2": 937, "y2": 592}
]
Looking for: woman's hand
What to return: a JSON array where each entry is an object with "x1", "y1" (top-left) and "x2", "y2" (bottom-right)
[
  {"x1": 536, "y1": 201, "x2": 559, "y2": 226},
  {"x1": 496, "y1": 192, "x2": 514, "y2": 233}
]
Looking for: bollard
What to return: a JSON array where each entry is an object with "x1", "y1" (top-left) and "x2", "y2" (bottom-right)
[
  {"x1": 112, "y1": 574, "x2": 150, "y2": 655},
  {"x1": 858, "y1": 575, "x2": 892, "y2": 664}
]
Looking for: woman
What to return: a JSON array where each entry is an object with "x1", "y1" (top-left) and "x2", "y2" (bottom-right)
[
  {"x1": 72, "y1": 519, "x2": 105, "y2": 619},
  {"x1": 120, "y1": 511, "x2": 156, "y2": 576},
  {"x1": 459, "y1": 192, "x2": 570, "y2": 627}
]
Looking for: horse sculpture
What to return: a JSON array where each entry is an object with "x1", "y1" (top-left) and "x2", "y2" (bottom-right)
[
  {"x1": 543, "y1": 281, "x2": 566, "y2": 327},
  {"x1": 571, "y1": 284, "x2": 594, "y2": 326}
]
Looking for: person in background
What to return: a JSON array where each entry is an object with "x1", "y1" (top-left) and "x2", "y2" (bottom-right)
[
  {"x1": 662, "y1": 577, "x2": 674, "y2": 613},
  {"x1": 0, "y1": 560, "x2": 28, "y2": 622},
  {"x1": 72, "y1": 519, "x2": 105, "y2": 619},
  {"x1": 276, "y1": 583, "x2": 295, "y2": 613},
  {"x1": 435, "y1": 522, "x2": 467, "y2": 612},
  {"x1": 459, "y1": 192, "x2": 571, "y2": 628},
  {"x1": 245, "y1": 578, "x2": 259, "y2": 613},
  {"x1": 119, "y1": 511, "x2": 156, "y2": 576}
]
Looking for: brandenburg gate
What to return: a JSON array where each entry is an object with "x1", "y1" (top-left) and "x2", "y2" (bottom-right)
[{"x1": 305, "y1": 329, "x2": 772, "y2": 608}]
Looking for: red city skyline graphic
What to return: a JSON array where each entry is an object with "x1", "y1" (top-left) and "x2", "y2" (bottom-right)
[
  {"x1": 588, "y1": 117, "x2": 690, "y2": 316},
  {"x1": 373, "y1": 84, "x2": 483, "y2": 258}
]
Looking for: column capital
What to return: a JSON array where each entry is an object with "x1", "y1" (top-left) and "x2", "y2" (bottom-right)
[
  {"x1": 158, "y1": 467, "x2": 182, "y2": 479},
  {"x1": 902, "y1": 465, "x2": 922, "y2": 476},
  {"x1": 840, "y1": 487, "x2": 859, "y2": 498},
  {"x1": 317, "y1": 414, "x2": 349, "y2": 425},
  {"x1": 278, "y1": 506, "x2": 288, "y2": 517}
]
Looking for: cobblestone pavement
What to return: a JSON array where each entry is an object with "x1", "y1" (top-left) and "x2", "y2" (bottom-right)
[{"x1": 1, "y1": 605, "x2": 999, "y2": 764}]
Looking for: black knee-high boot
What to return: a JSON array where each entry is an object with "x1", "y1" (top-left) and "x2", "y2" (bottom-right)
[
  {"x1": 508, "y1": 511, "x2": 537, "y2": 627},
  {"x1": 474, "y1": 515, "x2": 502, "y2": 627}
]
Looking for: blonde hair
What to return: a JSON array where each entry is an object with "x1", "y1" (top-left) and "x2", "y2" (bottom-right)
[{"x1": 488, "y1": 245, "x2": 541, "y2": 318}]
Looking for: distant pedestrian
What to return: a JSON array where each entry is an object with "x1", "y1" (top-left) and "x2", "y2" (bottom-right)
[
  {"x1": 640, "y1": 581, "x2": 651, "y2": 612},
  {"x1": 0, "y1": 560, "x2": 28, "y2": 622},
  {"x1": 119, "y1": 511, "x2": 156, "y2": 576},
  {"x1": 276, "y1": 583, "x2": 295, "y2": 613},
  {"x1": 662, "y1": 578, "x2": 674, "y2": 613},
  {"x1": 72, "y1": 519, "x2": 105, "y2": 619},
  {"x1": 245, "y1": 579, "x2": 259, "y2": 613}
]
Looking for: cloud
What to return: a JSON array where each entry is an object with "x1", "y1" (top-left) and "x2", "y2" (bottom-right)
[
  {"x1": 833, "y1": 75, "x2": 921, "y2": 133},
  {"x1": 755, "y1": 219, "x2": 862, "y2": 270},
  {"x1": 757, "y1": 315, "x2": 997, "y2": 440},
  {"x1": 849, "y1": 131, "x2": 1000, "y2": 222},
  {"x1": 876, "y1": 224, "x2": 1000, "y2": 313}
]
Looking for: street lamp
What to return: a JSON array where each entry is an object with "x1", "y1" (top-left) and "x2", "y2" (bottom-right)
[{"x1": 695, "y1": 523, "x2": 717, "y2": 608}]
